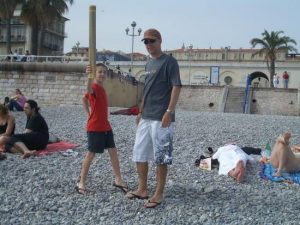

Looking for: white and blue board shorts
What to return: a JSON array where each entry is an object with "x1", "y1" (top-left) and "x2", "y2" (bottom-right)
[{"x1": 132, "y1": 119, "x2": 175, "y2": 165}]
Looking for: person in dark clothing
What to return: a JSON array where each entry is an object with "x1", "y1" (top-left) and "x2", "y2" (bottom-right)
[{"x1": 5, "y1": 100, "x2": 49, "y2": 159}]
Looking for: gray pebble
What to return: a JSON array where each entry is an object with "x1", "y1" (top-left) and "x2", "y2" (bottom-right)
[{"x1": 1, "y1": 107, "x2": 300, "y2": 225}]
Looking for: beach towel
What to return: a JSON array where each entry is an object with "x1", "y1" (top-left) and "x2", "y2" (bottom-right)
[
  {"x1": 260, "y1": 163, "x2": 300, "y2": 184},
  {"x1": 35, "y1": 141, "x2": 79, "y2": 156}
]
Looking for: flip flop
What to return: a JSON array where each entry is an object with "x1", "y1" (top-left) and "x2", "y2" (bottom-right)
[
  {"x1": 144, "y1": 200, "x2": 162, "y2": 208},
  {"x1": 113, "y1": 182, "x2": 129, "y2": 194},
  {"x1": 0, "y1": 153, "x2": 7, "y2": 160},
  {"x1": 75, "y1": 184, "x2": 86, "y2": 195},
  {"x1": 125, "y1": 192, "x2": 149, "y2": 200}
]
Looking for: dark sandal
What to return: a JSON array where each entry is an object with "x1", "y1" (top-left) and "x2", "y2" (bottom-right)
[
  {"x1": 0, "y1": 153, "x2": 7, "y2": 160},
  {"x1": 113, "y1": 182, "x2": 129, "y2": 193},
  {"x1": 126, "y1": 192, "x2": 149, "y2": 200},
  {"x1": 144, "y1": 200, "x2": 162, "y2": 208}
]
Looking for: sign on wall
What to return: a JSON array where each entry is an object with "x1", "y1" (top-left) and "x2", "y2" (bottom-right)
[
  {"x1": 210, "y1": 66, "x2": 219, "y2": 85},
  {"x1": 191, "y1": 71, "x2": 209, "y2": 85}
]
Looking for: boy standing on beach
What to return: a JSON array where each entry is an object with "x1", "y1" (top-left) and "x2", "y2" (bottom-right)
[{"x1": 76, "y1": 63, "x2": 128, "y2": 195}]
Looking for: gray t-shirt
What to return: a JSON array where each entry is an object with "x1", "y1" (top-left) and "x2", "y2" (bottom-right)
[{"x1": 142, "y1": 54, "x2": 181, "y2": 122}]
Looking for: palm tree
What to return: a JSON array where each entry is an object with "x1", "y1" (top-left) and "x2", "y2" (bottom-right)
[
  {"x1": 21, "y1": 0, "x2": 74, "y2": 55},
  {"x1": 0, "y1": 0, "x2": 24, "y2": 54},
  {"x1": 250, "y1": 30, "x2": 297, "y2": 87}
]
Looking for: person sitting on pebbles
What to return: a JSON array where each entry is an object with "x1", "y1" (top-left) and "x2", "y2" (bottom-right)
[
  {"x1": 4, "y1": 100, "x2": 49, "y2": 158},
  {"x1": 270, "y1": 132, "x2": 300, "y2": 177},
  {"x1": 212, "y1": 144, "x2": 254, "y2": 183},
  {"x1": 0, "y1": 104, "x2": 15, "y2": 160},
  {"x1": 6, "y1": 88, "x2": 27, "y2": 111}
]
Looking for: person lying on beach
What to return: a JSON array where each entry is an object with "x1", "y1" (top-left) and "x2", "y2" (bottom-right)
[
  {"x1": 212, "y1": 144, "x2": 254, "y2": 183},
  {"x1": 110, "y1": 105, "x2": 139, "y2": 116},
  {"x1": 270, "y1": 132, "x2": 300, "y2": 177}
]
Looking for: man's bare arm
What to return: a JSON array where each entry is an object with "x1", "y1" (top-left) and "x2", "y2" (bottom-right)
[{"x1": 161, "y1": 86, "x2": 181, "y2": 127}]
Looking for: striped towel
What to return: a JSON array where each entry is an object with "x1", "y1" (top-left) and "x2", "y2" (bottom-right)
[{"x1": 260, "y1": 163, "x2": 300, "y2": 184}]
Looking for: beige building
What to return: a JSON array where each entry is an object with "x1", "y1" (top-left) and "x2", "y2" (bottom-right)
[
  {"x1": 0, "y1": 4, "x2": 68, "y2": 56},
  {"x1": 163, "y1": 46, "x2": 299, "y2": 87},
  {"x1": 165, "y1": 45, "x2": 288, "y2": 62},
  {"x1": 108, "y1": 46, "x2": 300, "y2": 89}
]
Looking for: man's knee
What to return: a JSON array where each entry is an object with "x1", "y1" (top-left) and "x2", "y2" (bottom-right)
[{"x1": 156, "y1": 164, "x2": 168, "y2": 173}]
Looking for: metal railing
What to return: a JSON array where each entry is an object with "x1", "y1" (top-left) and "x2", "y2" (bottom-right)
[
  {"x1": 0, "y1": 54, "x2": 89, "y2": 63},
  {"x1": 243, "y1": 85, "x2": 253, "y2": 114}
]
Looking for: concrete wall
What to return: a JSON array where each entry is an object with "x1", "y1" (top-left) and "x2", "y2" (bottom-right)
[
  {"x1": 250, "y1": 88, "x2": 299, "y2": 116},
  {"x1": 0, "y1": 62, "x2": 143, "y2": 107},
  {"x1": 176, "y1": 85, "x2": 299, "y2": 116},
  {"x1": 177, "y1": 86, "x2": 223, "y2": 112}
]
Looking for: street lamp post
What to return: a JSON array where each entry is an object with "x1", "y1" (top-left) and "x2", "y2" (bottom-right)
[
  {"x1": 75, "y1": 41, "x2": 80, "y2": 56},
  {"x1": 125, "y1": 21, "x2": 142, "y2": 73},
  {"x1": 188, "y1": 44, "x2": 193, "y2": 85}
]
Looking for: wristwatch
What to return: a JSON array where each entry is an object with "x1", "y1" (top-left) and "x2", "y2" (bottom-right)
[{"x1": 166, "y1": 109, "x2": 173, "y2": 113}]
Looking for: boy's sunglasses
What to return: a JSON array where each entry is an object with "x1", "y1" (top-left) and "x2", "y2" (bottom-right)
[{"x1": 143, "y1": 39, "x2": 156, "y2": 45}]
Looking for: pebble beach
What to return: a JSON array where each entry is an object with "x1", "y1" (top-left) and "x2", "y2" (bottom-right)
[{"x1": 1, "y1": 106, "x2": 300, "y2": 225}]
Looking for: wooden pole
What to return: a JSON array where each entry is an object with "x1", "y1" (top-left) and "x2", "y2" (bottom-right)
[{"x1": 88, "y1": 5, "x2": 96, "y2": 79}]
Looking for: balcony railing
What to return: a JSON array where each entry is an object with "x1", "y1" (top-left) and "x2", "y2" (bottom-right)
[{"x1": 0, "y1": 35, "x2": 26, "y2": 42}]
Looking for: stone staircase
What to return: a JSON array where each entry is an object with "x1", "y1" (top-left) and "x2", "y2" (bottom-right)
[{"x1": 224, "y1": 87, "x2": 245, "y2": 113}]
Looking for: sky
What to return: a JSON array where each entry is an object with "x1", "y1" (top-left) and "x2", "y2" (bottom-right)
[{"x1": 63, "y1": 0, "x2": 300, "y2": 55}]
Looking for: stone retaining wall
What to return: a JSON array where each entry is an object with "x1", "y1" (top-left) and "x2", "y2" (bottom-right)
[
  {"x1": 0, "y1": 62, "x2": 299, "y2": 115},
  {"x1": 177, "y1": 86, "x2": 223, "y2": 112},
  {"x1": 0, "y1": 62, "x2": 143, "y2": 107},
  {"x1": 250, "y1": 88, "x2": 299, "y2": 116}
]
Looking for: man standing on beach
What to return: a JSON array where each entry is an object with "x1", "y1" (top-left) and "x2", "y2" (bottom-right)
[
  {"x1": 282, "y1": 71, "x2": 289, "y2": 89},
  {"x1": 125, "y1": 28, "x2": 182, "y2": 208}
]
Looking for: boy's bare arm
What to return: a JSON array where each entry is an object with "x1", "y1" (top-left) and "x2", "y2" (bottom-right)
[
  {"x1": 87, "y1": 78, "x2": 93, "y2": 94},
  {"x1": 82, "y1": 96, "x2": 90, "y2": 117},
  {"x1": 86, "y1": 65, "x2": 94, "y2": 94}
]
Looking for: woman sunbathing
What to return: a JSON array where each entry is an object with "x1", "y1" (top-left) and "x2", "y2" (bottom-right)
[
  {"x1": 270, "y1": 132, "x2": 300, "y2": 177},
  {"x1": 212, "y1": 144, "x2": 254, "y2": 183}
]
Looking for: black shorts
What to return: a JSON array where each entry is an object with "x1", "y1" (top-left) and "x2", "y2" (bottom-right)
[{"x1": 87, "y1": 130, "x2": 115, "y2": 153}]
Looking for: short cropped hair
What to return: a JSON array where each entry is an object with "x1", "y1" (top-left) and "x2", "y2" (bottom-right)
[{"x1": 96, "y1": 63, "x2": 108, "y2": 70}]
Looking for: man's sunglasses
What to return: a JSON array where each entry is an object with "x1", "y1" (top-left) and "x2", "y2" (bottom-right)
[{"x1": 143, "y1": 39, "x2": 156, "y2": 45}]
